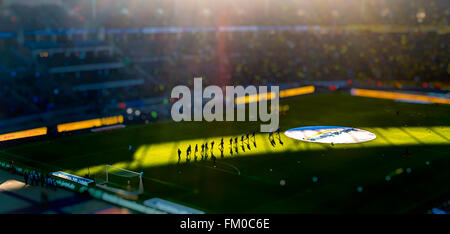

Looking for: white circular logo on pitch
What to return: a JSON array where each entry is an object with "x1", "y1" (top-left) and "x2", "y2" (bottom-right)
[{"x1": 284, "y1": 126, "x2": 376, "y2": 144}]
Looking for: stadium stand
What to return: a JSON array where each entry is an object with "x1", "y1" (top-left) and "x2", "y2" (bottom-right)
[{"x1": 0, "y1": 0, "x2": 448, "y2": 128}]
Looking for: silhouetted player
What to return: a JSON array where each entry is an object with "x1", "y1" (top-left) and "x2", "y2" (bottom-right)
[
  {"x1": 201, "y1": 144, "x2": 205, "y2": 159},
  {"x1": 220, "y1": 138, "x2": 224, "y2": 158},
  {"x1": 269, "y1": 132, "x2": 276, "y2": 147},
  {"x1": 276, "y1": 129, "x2": 284, "y2": 145},
  {"x1": 211, "y1": 154, "x2": 217, "y2": 167},
  {"x1": 177, "y1": 148, "x2": 181, "y2": 163},
  {"x1": 194, "y1": 144, "x2": 198, "y2": 161},
  {"x1": 186, "y1": 148, "x2": 190, "y2": 162}
]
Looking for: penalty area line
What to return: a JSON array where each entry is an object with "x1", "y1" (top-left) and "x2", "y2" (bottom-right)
[
  {"x1": 218, "y1": 161, "x2": 241, "y2": 175},
  {"x1": 196, "y1": 162, "x2": 278, "y2": 186},
  {"x1": 142, "y1": 176, "x2": 195, "y2": 193}
]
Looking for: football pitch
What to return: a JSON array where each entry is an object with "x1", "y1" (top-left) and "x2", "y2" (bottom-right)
[{"x1": 1, "y1": 92, "x2": 450, "y2": 213}]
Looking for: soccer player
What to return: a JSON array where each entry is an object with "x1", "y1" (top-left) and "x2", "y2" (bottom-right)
[
  {"x1": 194, "y1": 144, "x2": 198, "y2": 161},
  {"x1": 201, "y1": 144, "x2": 205, "y2": 159},
  {"x1": 245, "y1": 133, "x2": 251, "y2": 150},
  {"x1": 186, "y1": 148, "x2": 190, "y2": 162},
  {"x1": 269, "y1": 131, "x2": 276, "y2": 146},
  {"x1": 177, "y1": 148, "x2": 181, "y2": 163},
  {"x1": 211, "y1": 154, "x2": 217, "y2": 168},
  {"x1": 270, "y1": 138, "x2": 276, "y2": 147},
  {"x1": 276, "y1": 128, "x2": 283, "y2": 140},
  {"x1": 211, "y1": 141, "x2": 214, "y2": 152},
  {"x1": 276, "y1": 129, "x2": 284, "y2": 145},
  {"x1": 269, "y1": 131, "x2": 276, "y2": 147}
]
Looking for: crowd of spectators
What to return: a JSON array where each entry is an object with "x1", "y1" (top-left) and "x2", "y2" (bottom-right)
[
  {"x1": 0, "y1": 0, "x2": 448, "y2": 31},
  {"x1": 116, "y1": 30, "x2": 449, "y2": 88},
  {"x1": 0, "y1": 29, "x2": 448, "y2": 120},
  {"x1": 5, "y1": 160, "x2": 57, "y2": 189},
  {"x1": 0, "y1": 0, "x2": 447, "y2": 122}
]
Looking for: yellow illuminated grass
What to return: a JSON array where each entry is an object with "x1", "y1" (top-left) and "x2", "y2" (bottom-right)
[{"x1": 71, "y1": 126, "x2": 450, "y2": 176}]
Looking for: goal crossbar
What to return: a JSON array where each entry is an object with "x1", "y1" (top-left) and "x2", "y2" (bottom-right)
[
  {"x1": 105, "y1": 164, "x2": 142, "y2": 183},
  {"x1": 104, "y1": 164, "x2": 144, "y2": 195}
]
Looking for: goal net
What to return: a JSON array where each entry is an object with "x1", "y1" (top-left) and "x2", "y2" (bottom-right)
[{"x1": 96, "y1": 165, "x2": 144, "y2": 196}]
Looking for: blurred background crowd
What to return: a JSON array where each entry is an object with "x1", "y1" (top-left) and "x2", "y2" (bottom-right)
[
  {"x1": 0, "y1": 0, "x2": 448, "y2": 29},
  {"x1": 0, "y1": 0, "x2": 448, "y2": 131}
]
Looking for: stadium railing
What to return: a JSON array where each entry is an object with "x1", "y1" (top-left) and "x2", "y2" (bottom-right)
[{"x1": 0, "y1": 157, "x2": 165, "y2": 214}]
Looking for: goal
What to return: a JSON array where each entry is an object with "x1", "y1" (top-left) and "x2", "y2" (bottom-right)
[{"x1": 96, "y1": 164, "x2": 144, "y2": 197}]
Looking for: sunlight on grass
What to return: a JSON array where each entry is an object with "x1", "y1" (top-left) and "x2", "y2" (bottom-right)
[{"x1": 70, "y1": 126, "x2": 450, "y2": 176}]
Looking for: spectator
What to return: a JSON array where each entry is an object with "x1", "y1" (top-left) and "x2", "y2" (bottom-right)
[{"x1": 23, "y1": 172, "x2": 29, "y2": 185}]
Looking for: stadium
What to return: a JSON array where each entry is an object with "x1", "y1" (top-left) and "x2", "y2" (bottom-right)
[{"x1": 0, "y1": 0, "x2": 449, "y2": 217}]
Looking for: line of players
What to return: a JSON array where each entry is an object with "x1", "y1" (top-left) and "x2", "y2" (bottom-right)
[
  {"x1": 269, "y1": 129, "x2": 284, "y2": 147},
  {"x1": 177, "y1": 129, "x2": 284, "y2": 167}
]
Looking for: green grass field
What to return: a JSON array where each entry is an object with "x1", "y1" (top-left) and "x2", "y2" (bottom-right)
[{"x1": 1, "y1": 92, "x2": 450, "y2": 213}]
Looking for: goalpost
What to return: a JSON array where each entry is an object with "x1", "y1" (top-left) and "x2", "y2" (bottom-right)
[{"x1": 97, "y1": 164, "x2": 144, "y2": 196}]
